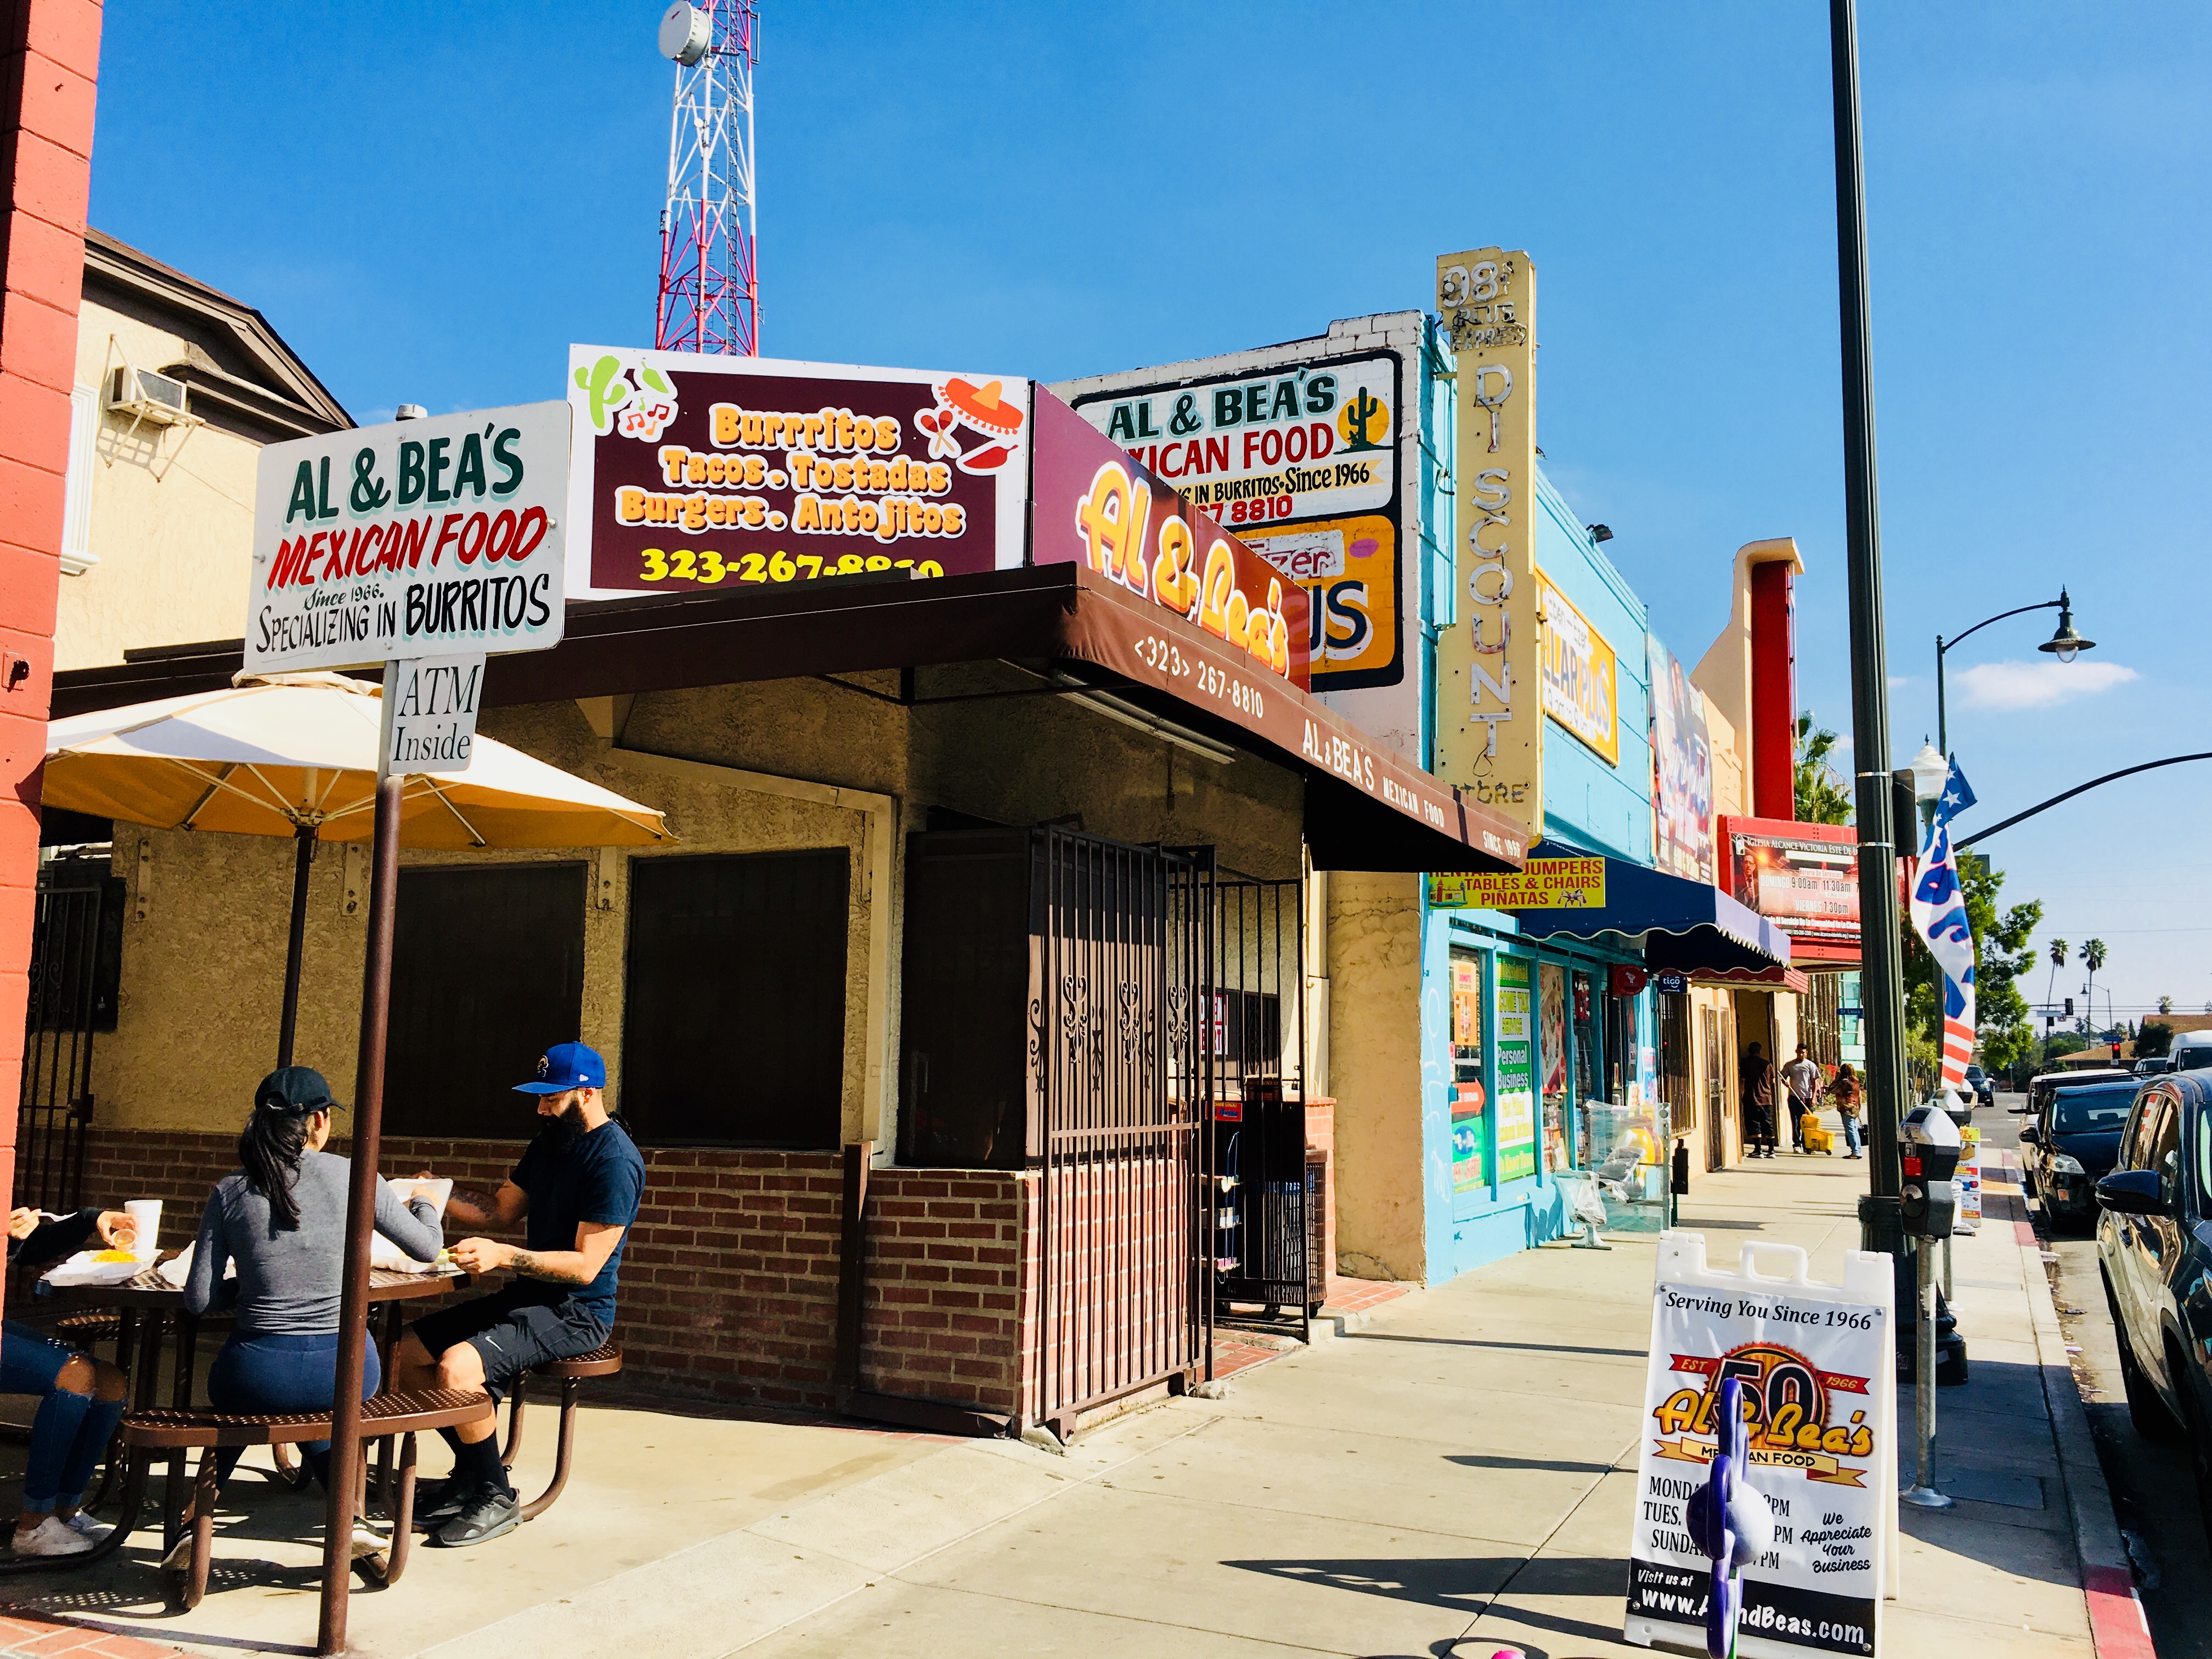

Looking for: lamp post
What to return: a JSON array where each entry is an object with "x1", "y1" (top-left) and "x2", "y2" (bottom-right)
[{"x1": 1935, "y1": 590, "x2": 2093, "y2": 760}]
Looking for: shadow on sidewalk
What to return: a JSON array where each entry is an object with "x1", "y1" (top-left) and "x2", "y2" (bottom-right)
[
  {"x1": 1222, "y1": 1554, "x2": 1632, "y2": 1650},
  {"x1": 1343, "y1": 1331, "x2": 1644, "y2": 1359}
]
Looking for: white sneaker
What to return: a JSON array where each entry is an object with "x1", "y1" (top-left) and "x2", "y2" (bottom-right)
[
  {"x1": 61, "y1": 1513, "x2": 112, "y2": 1544},
  {"x1": 160, "y1": 1532, "x2": 195, "y2": 1572},
  {"x1": 351, "y1": 1524, "x2": 387, "y2": 1561},
  {"x1": 13, "y1": 1516, "x2": 94, "y2": 1557}
]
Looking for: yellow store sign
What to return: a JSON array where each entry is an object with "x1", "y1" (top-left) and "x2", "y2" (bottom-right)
[
  {"x1": 1428, "y1": 856, "x2": 1606, "y2": 911},
  {"x1": 1435, "y1": 247, "x2": 1543, "y2": 836},
  {"x1": 1537, "y1": 574, "x2": 1618, "y2": 764}
]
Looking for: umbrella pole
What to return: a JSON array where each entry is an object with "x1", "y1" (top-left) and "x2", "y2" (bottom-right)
[
  {"x1": 278, "y1": 825, "x2": 317, "y2": 1069},
  {"x1": 319, "y1": 680, "x2": 402, "y2": 1656}
]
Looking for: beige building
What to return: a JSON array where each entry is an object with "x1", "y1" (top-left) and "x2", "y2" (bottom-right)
[{"x1": 56, "y1": 230, "x2": 350, "y2": 670}]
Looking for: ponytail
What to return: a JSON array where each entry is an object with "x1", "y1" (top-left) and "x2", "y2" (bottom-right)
[{"x1": 239, "y1": 1107, "x2": 312, "y2": 1231}]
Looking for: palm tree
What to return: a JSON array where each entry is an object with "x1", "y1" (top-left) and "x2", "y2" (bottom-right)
[
  {"x1": 2046, "y1": 938, "x2": 2067, "y2": 1015},
  {"x1": 2080, "y1": 939, "x2": 2107, "y2": 1041}
]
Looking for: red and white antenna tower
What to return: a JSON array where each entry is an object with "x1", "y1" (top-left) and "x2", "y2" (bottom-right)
[{"x1": 654, "y1": 1, "x2": 759, "y2": 355}]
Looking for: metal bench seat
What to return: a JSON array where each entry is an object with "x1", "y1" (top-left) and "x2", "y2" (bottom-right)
[
  {"x1": 500, "y1": 1345, "x2": 622, "y2": 1520},
  {"x1": 122, "y1": 1387, "x2": 494, "y2": 1609}
]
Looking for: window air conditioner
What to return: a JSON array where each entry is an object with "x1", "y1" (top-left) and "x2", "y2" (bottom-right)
[{"x1": 107, "y1": 365, "x2": 190, "y2": 424}]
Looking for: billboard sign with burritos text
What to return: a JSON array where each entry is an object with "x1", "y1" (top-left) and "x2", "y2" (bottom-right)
[
  {"x1": 1032, "y1": 390, "x2": 1311, "y2": 690},
  {"x1": 247, "y1": 401, "x2": 568, "y2": 675},
  {"x1": 564, "y1": 347, "x2": 1029, "y2": 601}
]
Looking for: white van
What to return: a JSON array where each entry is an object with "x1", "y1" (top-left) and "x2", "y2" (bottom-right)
[{"x1": 2169, "y1": 1031, "x2": 2212, "y2": 1073}]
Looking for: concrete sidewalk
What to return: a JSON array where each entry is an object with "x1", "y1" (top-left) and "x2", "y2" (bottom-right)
[{"x1": 4, "y1": 1144, "x2": 2121, "y2": 1658}]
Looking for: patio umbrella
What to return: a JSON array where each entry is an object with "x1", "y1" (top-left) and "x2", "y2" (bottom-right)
[{"x1": 43, "y1": 672, "x2": 672, "y2": 1063}]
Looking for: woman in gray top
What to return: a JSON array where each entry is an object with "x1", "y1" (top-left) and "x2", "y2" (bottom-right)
[{"x1": 185, "y1": 1066, "x2": 441, "y2": 1501}]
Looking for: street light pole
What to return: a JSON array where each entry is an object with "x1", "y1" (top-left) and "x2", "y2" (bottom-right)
[
  {"x1": 1831, "y1": 0, "x2": 1911, "y2": 1266},
  {"x1": 1933, "y1": 590, "x2": 2091, "y2": 760}
]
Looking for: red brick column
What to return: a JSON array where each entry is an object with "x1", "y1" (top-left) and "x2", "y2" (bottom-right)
[{"x1": 0, "y1": 0, "x2": 103, "y2": 1315}]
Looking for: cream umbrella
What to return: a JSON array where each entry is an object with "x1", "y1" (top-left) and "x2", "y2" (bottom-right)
[{"x1": 44, "y1": 672, "x2": 671, "y2": 1062}]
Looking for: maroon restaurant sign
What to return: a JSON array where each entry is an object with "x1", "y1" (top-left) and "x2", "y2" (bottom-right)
[
  {"x1": 1031, "y1": 391, "x2": 1312, "y2": 690},
  {"x1": 1717, "y1": 814, "x2": 1861, "y2": 966},
  {"x1": 565, "y1": 347, "x2": 1031, "y2": 600}
]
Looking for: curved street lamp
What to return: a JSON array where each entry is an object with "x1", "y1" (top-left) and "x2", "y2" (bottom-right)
[{"x1": 1936, "y1": 588, "x2": 2094, "y2": 759}]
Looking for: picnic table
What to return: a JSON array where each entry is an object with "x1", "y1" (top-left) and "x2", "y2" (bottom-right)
[{"x1": 0, "y1": 1260, "x2": 466, "y2": 1577}]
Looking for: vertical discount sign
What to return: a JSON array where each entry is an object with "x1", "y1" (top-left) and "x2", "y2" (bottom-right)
[{"x1": 1624, "y1": 1235, "x2": 1897, "y2": 1659}]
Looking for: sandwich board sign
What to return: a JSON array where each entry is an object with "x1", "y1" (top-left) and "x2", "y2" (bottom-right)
[{"x1": 1624, "y1": 1234, "x2": 1897, "y2": 1659}]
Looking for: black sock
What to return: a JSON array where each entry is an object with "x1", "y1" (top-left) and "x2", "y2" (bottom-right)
[
  {"x1": 450, "y1": 1434, "x2": 510, "y2": 1497},
  {"x1": 437, "y1": 1425, "x2": 465, "y2": 1458}
]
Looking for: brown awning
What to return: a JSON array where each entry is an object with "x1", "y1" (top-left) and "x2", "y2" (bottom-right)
[{"x1": 53, "y1": 564, "x2": 1525, "y2": 873}]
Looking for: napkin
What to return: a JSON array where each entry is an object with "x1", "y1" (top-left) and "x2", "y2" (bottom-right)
[{"x1": 153, "y1": 1242, "x2": 235, "y2": 1289}]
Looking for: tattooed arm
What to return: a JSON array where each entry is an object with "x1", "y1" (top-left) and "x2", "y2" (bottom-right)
[{"x1": 448, "y1": 1221, "x2": 624, "y2": 1285}]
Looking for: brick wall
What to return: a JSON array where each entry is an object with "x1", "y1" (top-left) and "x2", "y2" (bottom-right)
[{"x1": 61, "y1": 1126, "x2": 1031, "y2": 1419}]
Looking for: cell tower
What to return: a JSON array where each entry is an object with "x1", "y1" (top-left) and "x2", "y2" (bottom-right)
[{"x1": 654, "y1": 1, "x2": 759, "y2": 356}]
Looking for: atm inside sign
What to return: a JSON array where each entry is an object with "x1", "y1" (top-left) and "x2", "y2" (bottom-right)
[{"x1": 1429, "y1": 856, "x2": 1606, "y2": 911}]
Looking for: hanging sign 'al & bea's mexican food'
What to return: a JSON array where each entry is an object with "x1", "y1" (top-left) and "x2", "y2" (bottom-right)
[
  {"x1": 1031, "y1": 390, "x2": 1311, "y2": 689},
  {"x1": 563, "y1": 347, "x2": 1031, "y2": 599}
]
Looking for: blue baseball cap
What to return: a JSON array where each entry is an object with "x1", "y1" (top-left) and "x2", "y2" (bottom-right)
[{"x1": 515, "y1": 1042, "x2": 606, "y2": 1094}]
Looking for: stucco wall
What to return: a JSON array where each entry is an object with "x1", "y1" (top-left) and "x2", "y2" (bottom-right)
[
  {"x1": 90, "y1": 670, "x2": 1305, "y2": 1148},
  {"x1": 1325, "y1": 870, "x2": 1426, "y2": 1281},
  {"x1": 56, "y1": 299, "x2": 268, "y2": 668}
]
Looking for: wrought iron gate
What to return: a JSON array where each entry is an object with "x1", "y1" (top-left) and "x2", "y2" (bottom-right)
[
  {"x1": 16, "y1": 858, "x2": 123, "y2": 1212},
  {"x1": 1206, "y1": 879, "x2": 1315, "y2": 1329},
  {"x1": 1030, "y1": 829, "x2": 1210, "y2": 1436}
]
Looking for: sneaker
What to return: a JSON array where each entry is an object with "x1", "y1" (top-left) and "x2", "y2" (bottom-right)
[
  {"x1": 412, "y1": 1478, "x2": 468, "y2": 1532},
  {"x1": 160, "y1": 1532, "x2": 196, "y2": 1572},
  {"x1": 61, "y1": 1512, "x2": 113, "y2": 1544},
  {"x1": 433, "y1": 1482, "x2": 520, "y2": 1548},
  {"x1": 351, "y1": 1523, "x2": 388, "y2": 1561},
  {"x1": 12, "y1": 1516, "x2": 93, "y2": 1558}
]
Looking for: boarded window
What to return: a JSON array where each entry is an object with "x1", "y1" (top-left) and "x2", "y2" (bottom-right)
[
  {"x1": 386, "y1": 864, "x2": 587, "y2": 1141},
  {"x1": 623, "y1": 850, "x2": 849, "y2": 1147}
]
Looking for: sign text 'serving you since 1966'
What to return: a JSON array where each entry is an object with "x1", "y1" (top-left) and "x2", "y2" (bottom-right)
[{"x1": 247, "y1": 402, "x2": 569, "y2": 676}]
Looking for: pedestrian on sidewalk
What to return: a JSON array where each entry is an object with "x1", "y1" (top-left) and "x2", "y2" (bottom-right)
[
  {"x1": 1827, "y1": 1063, "x2": 1864, "y2": 1158},
  {"x1": 1782, "y1": 1044, "x2": 1821, "y2": 1153},
  {"x1": 1740, "y1": 1042, "x2": 1778, "y2": 1158}
]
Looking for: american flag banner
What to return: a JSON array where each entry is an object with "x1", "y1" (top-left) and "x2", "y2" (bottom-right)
[{"x1": 1910, "y1": 760, "x2": 1979, "y2": 1088}]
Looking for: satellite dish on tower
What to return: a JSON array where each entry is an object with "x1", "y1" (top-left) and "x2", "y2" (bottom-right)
[{"x1": 658, "y1": 2, "x2": 710, "y2": 64}]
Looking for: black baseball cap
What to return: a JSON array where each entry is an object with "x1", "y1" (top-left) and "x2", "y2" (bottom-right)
[{"x1": 256, "y1": 1066, "x2": 341, "y2": 1116}]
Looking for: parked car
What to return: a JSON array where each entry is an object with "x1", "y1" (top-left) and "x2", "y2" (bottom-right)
[
  {"x1": 2136, "y1": 1056, "x2": 2173, "y2": 1077},
  {"x1": 2095, "y1": 1071, "x2": 2212, "y2": 1543},
  {"x1": 2016, "y1": 1065, "x2": 2131, "y2": 1115},
  {"x1": 1962, "y1": 1064, "x2": 1994, "y2": 1107},
  {"x1": 2022, "y1": 1079, "x2": 2136, "y2": 1229}
]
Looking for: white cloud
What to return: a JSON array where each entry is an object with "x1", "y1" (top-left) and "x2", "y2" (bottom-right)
[{"x1": 1955, "y1": 658, "x2": 2138, "y2": 711}]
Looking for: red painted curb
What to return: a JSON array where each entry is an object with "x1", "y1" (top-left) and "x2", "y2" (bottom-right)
[{"x1": 2084, "y1": 1564, "x2": 2157, "y2": 1659}]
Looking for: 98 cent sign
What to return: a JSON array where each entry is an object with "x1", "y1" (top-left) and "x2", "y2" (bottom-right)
[{"x1": 247, "y1": 402, "x2": 569, "y2": 675}]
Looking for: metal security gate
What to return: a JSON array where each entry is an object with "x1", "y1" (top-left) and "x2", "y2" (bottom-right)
[
  {"x1": 1206, "y1": 879, "x2": 1316, "y2": 1333},
  {"x1": 16, "y1": 858, "x2": 123, "y2": 1212},
  {"x1": 1031, "y1": 829, "x2": 1210, "y2": 1437}
]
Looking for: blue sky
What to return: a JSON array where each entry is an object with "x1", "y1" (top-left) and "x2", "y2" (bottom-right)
[{"x1": 89, "y1": 2, "x2": 2210, "y2": 1022}]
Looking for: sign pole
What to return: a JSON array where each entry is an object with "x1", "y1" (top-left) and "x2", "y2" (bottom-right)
[{"x1": 317, "y1": 663, "x2": 404, "y2": 1656}]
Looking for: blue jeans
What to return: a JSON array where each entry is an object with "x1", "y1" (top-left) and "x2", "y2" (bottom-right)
[
  {"x1": 1842, "y1": 1114, "x2": 1863, "y2": 1156},
  {"x1": 208, "y1": 1332, "x2": 380, "y2": 1489},
  {"x1": 0, "y1": 1319, "x2": 125, "y2": 1514}
]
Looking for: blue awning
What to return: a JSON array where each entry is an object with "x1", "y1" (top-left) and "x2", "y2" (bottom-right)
[{"x1": 1514, "y1": 848, "x2": 1793, "y2": 977}]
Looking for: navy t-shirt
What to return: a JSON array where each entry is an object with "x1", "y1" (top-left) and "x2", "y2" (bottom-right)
[{"x1": 510, "y1": 1118, "x2": 645, "y2": 1325}]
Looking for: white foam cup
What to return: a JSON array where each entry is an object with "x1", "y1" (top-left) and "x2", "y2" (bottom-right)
[{"x1": 124, "y1": 1199, "x2": 162, "y2": 1261}]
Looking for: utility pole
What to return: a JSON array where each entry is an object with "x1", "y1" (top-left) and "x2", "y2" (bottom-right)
[{"x1": 1830, "y1": 0, "x2": 1910, "y2": 1266}]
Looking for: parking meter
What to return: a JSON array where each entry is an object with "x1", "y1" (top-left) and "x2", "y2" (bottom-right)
[{"x1": 1900, "y1": 1104, "x2": 1963, "y2": 1239}]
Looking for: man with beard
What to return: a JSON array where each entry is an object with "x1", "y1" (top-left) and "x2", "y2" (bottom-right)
[{"x1": 392, "y1": 1042, "x2": 644, "y2": 1547}]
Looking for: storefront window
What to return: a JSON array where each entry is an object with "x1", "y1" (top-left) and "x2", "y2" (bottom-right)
[
  {"x1": 1496, "y1": 957, "x2": 1537, "y2": 1181},
  {"x1": 1540, "y1": 961, "x2": 1569, "y2": 1172},
  {"x1": 1449, "y1": 950, "x2": 1487, "y2": 1195},
  {"x1": 1572, "y1": 970, "x2": 1599, "y2": 1166}
]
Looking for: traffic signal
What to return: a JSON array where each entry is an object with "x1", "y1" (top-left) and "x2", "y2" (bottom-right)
[{"x1": 2064, "y1": 997, "x2": 2075, "y2": 1015}]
